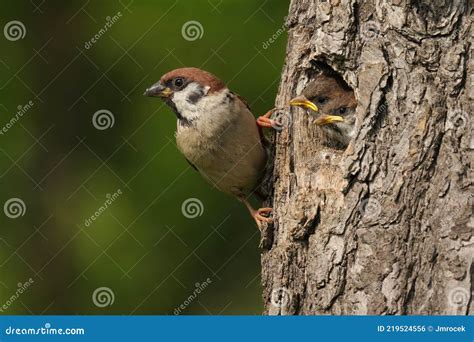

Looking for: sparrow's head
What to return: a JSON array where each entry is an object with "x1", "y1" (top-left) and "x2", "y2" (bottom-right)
[
  {"x1": 144, "y1": 67, "x2": 226, "y2": 125},
  {"x1": 290, "y1": 74, "x2": 357, "y2": 147}
]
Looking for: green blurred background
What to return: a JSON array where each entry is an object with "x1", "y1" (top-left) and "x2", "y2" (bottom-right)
[{"x1": 0, "y1": 0, "x2": 289, "y2": 314}]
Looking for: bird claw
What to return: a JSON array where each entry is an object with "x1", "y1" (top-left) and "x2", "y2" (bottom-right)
[
  {"x1": 240, "y1": 198, "x2": 273, "y2": 230},
  {"x1": 257, "y1": 117, "x2": 278, "y2": 128},
  {"x1": 253, "y1": 207, "x2": 273, "y2": 225},
  {"x1": 257, "y1": 108, "x2": 281, "y2": 130}
]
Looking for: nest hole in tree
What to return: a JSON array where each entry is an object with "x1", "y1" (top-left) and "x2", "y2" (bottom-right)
[{"x1": 300, "y1": 61, "x2": 357, "y2": 151}]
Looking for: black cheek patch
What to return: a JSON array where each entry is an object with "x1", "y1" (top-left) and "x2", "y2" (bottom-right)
[
  {"x1": 221, "y1": 92, "x2": 233, "y2": 106},
  {"x1": 186, "y1": 88, "x2": 205, "y2": 105}
]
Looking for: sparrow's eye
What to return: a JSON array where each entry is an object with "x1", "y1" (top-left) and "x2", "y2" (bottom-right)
[
  {"x1": 337, "y1": 107, "x2": 347, "y2": 115},
  {"x1": 173, "y1": 78, "x2": 185, "y2": 89},
  {"x1": 315, "y1": 96, "x2": 327, "y2": 105}
]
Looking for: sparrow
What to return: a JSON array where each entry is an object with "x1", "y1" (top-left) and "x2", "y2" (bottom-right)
[
  {"x1": 144, "y1": 67, "x2": 275, "y2": 228},
  {"x1": 289, "y1": 74, "x2": 357, "y2": 148}
]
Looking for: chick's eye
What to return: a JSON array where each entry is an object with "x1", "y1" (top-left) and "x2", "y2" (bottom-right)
[
  {"x1": 337, "y1": 107, "x2": 347, "y2": 115},
  {"x1": 316, "y1": 97, "x2": 327, "y2": 105},
  {"x1": 173, "y1": 78, "x2": 184, "y2": 88}
]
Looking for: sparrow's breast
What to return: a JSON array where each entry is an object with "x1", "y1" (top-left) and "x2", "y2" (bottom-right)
[{"x1": 175, "y1": 91, "x2": 266, "y2": 197}]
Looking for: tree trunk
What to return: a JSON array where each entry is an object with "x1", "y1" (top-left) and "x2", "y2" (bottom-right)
[{"x1": 262, "y1": 0, "x2": 472, "y2": 315}]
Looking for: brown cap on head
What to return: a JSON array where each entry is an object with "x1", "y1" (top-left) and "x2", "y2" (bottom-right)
[{"x1": 160, "y1": 67, "x2": 226, "y2": 93}]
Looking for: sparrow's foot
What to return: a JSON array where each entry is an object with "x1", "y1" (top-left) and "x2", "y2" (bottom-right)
[
  {"x1": 257, "y1": 108, "x2": 281, "y2": 129},
  {"x1": 254, "y1": 207, "x2": 273, "y2": 224},
  {"x1": 241, "y1": 198, "x2": 273, "y2": 229}
]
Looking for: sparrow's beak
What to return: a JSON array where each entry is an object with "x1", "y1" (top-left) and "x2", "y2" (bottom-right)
[
  {"x1": 289, "y1": 95, "x2": 318, "y2": 112},
  {"x1": 314, "y1": 114, "x2": 344, "y2": 126},
  {"x1": 144, "y1": 82, "x2": 173, "y2": 98}
]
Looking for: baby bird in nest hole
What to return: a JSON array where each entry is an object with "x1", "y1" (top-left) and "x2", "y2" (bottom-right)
[{"x1": 289, "y1": 73, "x2": 357, "y2": 149}]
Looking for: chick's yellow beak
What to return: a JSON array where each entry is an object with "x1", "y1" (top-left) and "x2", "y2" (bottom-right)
[
  {"x1": 314, "y1": 114, "x2": 344, "y2": 126},
  {"x1": 289, "y1": 95, "x2": 318, "y2": 112}
]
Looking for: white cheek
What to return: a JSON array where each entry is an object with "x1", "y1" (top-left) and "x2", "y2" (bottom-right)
[{"x1": 172, "y1": 83, "x2": 210, "y2": 120}]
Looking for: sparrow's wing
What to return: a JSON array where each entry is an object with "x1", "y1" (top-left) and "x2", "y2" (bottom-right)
[{"x1": 232, "y1": 91, "x2": 270, "y2": 147}]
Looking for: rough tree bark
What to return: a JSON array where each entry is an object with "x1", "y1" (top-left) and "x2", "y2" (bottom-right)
[{"x1": 262, "y1": 0, "x2": 472, "y2": 315}]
